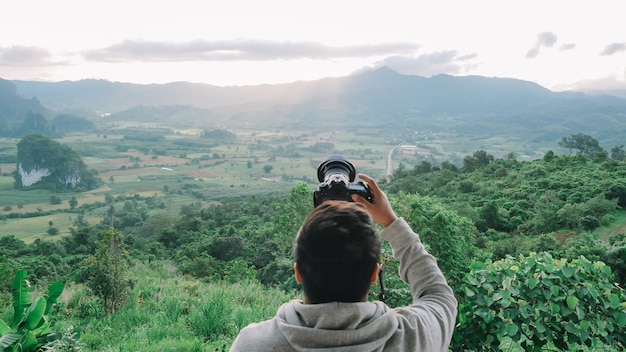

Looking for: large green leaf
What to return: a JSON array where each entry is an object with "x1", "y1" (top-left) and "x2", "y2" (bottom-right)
[
  {"x1": 11, "y1": 270, "x2": 32, "y2": 327},
  {"x1": 25, "y1": 297, "x2": 46, "y2": 331},
  {"x1": 505, "y1": 323, "x2": 519, "y2": 337},
  {"x1": 0, "y1": 319, "x2": 12, "y2": 335},
  {"x1": 21, "y1": 331, "x2": 38, "y2": 352},
  {"x1": 566, "y1": 295, "x2": 579, "y2": 310},
  {"x1": 44, "y1": 282, "x2": 64, "y2": 315},
  {"x1": 0, "y1": 333, "x2": 21, "y2": 349},
  {"x1": 617, "y1": 312, "x2": 626, "y2": 327}
]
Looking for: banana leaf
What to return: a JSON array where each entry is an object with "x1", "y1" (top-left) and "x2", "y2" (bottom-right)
[
  {"x1": 25, "y1": 298, "x2": 46, "y2": 331},
  {"x1": 0, "y1": 333, "x2": 21, "y2": 350},
  {"x1": 44, "y1": 282, "x2": 64, "y2": 315},
  {"x1": 11, "y1": 270, "x2": 31, "y2": 327},
  {"x1": 0, "y1": 319, "x2": 12, "y2": 335}
]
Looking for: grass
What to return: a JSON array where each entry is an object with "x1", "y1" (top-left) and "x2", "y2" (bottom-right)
[
  {"x1": 51, "y1": 261, "x2": 297, "y2": 351},
  {"x1": 594, "y1": 209, "x2": 626, "y2": 240},
  {"x1": 0, "y1": 213, "x2": 102, "y2": 243},
  {"x1": 12, "y1": 259, "x2": 621, "y2": 352}
]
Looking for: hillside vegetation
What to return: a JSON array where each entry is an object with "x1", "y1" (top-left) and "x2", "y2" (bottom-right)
[
  {"x1": 1, "y1": 141, "x2": 625, "y2": 351},
  {"x1": 1, "y1": 72, "x2": 626, "y2": 350}
]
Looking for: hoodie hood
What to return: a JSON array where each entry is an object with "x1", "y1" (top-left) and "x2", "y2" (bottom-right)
[{"x1": 276, "y1": 300, "x2": 398, "y2": 351}]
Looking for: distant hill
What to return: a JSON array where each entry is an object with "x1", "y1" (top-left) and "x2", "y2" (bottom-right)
[
  {"x1": 0, "y1": 79, "x2": 49, "y2": 122},
  {"x1": 15, "y1": 134, "x2": 102, "y2": 191},
  {"x1": 6, "y1": 68, "x2": 626, "y2": 145},
  {"x1": 0, "y1": 79, "x2": 96, "y2": 137}
]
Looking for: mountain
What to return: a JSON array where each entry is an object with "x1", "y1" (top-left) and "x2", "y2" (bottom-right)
[
  {"x1": 6, "y1": 67, "x2": 626, "y2": 144},
  {"x1": 0, "y1": 79, "x2": 49, "y2": 122}
]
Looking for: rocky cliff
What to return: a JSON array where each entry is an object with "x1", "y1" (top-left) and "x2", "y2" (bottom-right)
[{"x1": 15, "y1": 134, "x2": 101, "y2": 190}]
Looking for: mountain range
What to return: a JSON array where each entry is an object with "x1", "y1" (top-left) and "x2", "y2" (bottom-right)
[{"x1": 3, "y1": 67, "x2": 626, "y2": 147}]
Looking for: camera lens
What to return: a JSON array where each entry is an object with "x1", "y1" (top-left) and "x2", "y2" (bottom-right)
[{"x1": 317, "y1": 155, "x2": 356, "y2": 183}]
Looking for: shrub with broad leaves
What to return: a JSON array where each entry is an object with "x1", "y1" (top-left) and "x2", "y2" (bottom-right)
[{"x1": 454, "y1": 252, "x2": 626, "y2": 351}]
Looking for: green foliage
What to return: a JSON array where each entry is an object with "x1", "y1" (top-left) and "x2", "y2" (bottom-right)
[
  {"x1": 463, "y1": 150, "x2": 494, "y2": 172},
  {"x1": 388, "y1": 150, "x2": 626, "y2": 243},
  {"x1": 611, "y1": 145, "x2": 625, "y2": 161},
  {"x1": 68, "y1": 197, "x2": 78, "y2": 210},
  {"x1": 559, "y1": 133, "x2": 604, "y2": 157},
  {"x1": 200, "y1": 129, "x2": 236, "y2": 142},
  {"x1": 62, "y1": 261, "x2": 296, "y2": 351},
  {"x1": 15, "y1": 134, "x2": 102, "y2": 191},
  {"x1": 454, "y1": 252, "x2": 626, "y2": 351},
  {"x1": 391, "y1": 192, "x2": 478, "y2": 291},
  {"x1": 0, "y1": 270, "x2": 75, "y2": 352},
  {"x1": 15, "y1": 112, "x2": 61, "y2": 138},
  {"x1": 51, "y1": 114, "x2": 95, "y2": 133},
  {"x1": 272, "y1": 183, "x2": 314, "y2": 256},
  {"x1": 84, "y1": 228, "x2": 132, "y2": 315}
]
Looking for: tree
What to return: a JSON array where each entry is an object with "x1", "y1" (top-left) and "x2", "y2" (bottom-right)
[
  {"x1": 84, "y1": 228, "x2": 132, "y2": 315},
  {"x1": 392, "y1": 192, "x2": 477, "y2": 291},
  {"x1": 68, "y1": 196, "x2": 78, "y2": 209},
  {"x1": 543, "y1": 149, "x2": 555, "y2": 162},
  {"x1": 478, "y1": 201, "x2": 505, "y2": 231},
  {"x1": 263, "y1": 165, "x2": 273, "y2": 173},
  {"x1": 272, "y1": 183, "x2": 314, "y2": 255},
  {"x1": 559, "y1": 133, "x2": 604, "y2": 157},
  {"x1": 473, "y1": 150, "x2": 495, "y2": 166},
  {"x1": 414, "y1": 161, "x2": 432, "y2": 174},
  {"x1": 462, "y1": 150, "x2": 494, "y2": 172},
  {"x1": 611, "y1": 145, "x2": 625, "y2": 161},
  {"x1": 593, "y1": 148, "x2": 609, "y2": 163}
]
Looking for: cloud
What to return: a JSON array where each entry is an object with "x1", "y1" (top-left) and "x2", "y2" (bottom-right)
[
  {"x1": 0, "y1": 45, "x2": 53, "y2": 66},
  {"x1": 526, "y1": 32, "x2": 558, "y2": 58},
  {"x1": 561, "y1": 72, "x2": 626, "y2": 93},
  {"x1": 560, "y1": 43, "x2": 576, "y2": 51},
  {"x1": 374, "y1": 51, "x2": 478, "y2": 77},
  {"x1": 601, "y1": 42, "x2": 626, "y2": 56},
  {"x1": 83, "y1": 39, "x2": 421, "y2": 63}
]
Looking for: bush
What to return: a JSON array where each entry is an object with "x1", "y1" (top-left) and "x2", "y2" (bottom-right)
[
  {"x1": 454, "y1": 252, "x2": 626, "y2": 351},
  {"x1": 84, "y1": 228, "x2": 133, "y2": 315}
]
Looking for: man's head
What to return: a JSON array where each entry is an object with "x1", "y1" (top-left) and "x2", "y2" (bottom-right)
[{"x1": 294, "y1": 201, "x2": 381, "y2": 303}]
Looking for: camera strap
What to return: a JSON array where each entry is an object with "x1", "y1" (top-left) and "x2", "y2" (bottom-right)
[{"x1": 377, "y1": 264, "x2": 386, "y2": 304}]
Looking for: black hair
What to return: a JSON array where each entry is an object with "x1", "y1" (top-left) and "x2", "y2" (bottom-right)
[{"x1": 294, "y1": 201, "x2": 380, "y2": 303}]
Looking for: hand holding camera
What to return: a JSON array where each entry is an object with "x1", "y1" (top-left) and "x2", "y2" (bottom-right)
[
  {"x1": 313, "y1": 155, "x2": 397, "y2": 227},
  {"x1": 313, "y1": 155, "x2": 373, "y2": 207},
  {"x1": 351, "y1": 173, "x2": 398, "y2": 228}
]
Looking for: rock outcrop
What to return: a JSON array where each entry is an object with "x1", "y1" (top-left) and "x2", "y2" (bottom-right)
[{"x1": 15, "y1": 134, "x2": 100, "y2": 190}]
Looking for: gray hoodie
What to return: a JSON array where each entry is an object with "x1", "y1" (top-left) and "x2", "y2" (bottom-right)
[{"x1": 230, "y1": 218, "x2": 458, "y2": 351}]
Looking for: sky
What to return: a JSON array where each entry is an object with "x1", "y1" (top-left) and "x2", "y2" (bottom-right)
[{"x1": 1, "y1": 0, "x2": 625, "y2": 92}]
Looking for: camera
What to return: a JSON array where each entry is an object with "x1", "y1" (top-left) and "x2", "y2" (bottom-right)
[{"x1": 313, "y1": 155, "x2": 373, "y2": 207}]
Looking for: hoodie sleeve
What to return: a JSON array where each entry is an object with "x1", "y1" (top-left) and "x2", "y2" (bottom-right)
[{"x1": 380, "y1": 218, "x2": 458, "y2": 351}]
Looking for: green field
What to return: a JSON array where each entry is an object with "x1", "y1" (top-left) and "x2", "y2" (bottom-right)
[
  {"x1": 0, "y1": 213, "x2": 102, "y2": 243},
  {"x1": 0, "y1": 125, "x2": 558, "y2": 242},
  {"x1": 0, "y1": 128, "x2": 394, "y2": 241}
]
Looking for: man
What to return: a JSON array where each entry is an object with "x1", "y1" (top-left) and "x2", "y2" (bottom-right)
[{"x1": 230, "y1": 174, "x2": 457, "y2": 351}]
